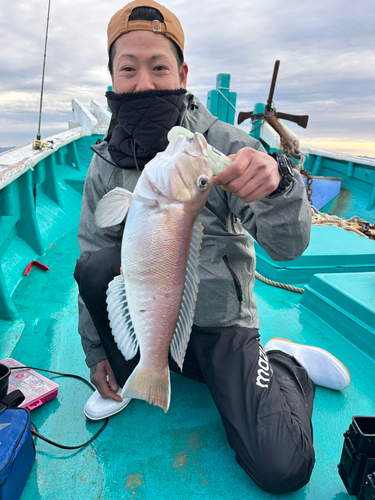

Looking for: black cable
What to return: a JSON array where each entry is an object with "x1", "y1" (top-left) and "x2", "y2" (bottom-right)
[
  {"x1": 249, "y1": 122, "x2": 262, "y2": 135},
  {"x1": 133, "y1": 139, "x2": 141, "y2": 176},
  {"x1": 10, "y1": 366, "x2": 94, "y2": 389},
  {"x1": 9, "y1": 366, "x2": 109, "y2": 450},
  {"x1": 31, "y1": 421, "x2": 108, "y2": 450}
]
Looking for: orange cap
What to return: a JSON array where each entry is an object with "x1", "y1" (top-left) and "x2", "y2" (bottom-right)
[{"x1": 107, "y1": 0, "x2": 185, "y2": 56}]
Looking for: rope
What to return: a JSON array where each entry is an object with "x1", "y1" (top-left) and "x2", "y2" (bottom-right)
[
  {"x1": 249, "y1": 122, "x2": 262, "y2": 135},
  {"x1": 278, "y1": 120, "x2": 307, "y2": 170},
  {"x1": 255, "y1": 207, "x2": 374, "y2": 294},
  {"x1": 310, "y1": 206, "x2": 372, "y2": 238},
  {"x1": 216, "y1": 89, "x2": 236, "y2": 111},
  {"x1": 255, "y1": 271, "x2": 304, "y2": 294},
  {"x1": 250, "y1": 113, "x2": 265, "y2": 122}
]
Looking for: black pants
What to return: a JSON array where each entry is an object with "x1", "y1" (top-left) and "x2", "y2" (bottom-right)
[{"x1": 74, "y1": 247, "x2": 316, "y2": 494}]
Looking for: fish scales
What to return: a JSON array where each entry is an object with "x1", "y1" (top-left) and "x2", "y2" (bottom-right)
[
  {"x1": 95, "y1": 132, "x2": 213, "y2": 411},
  {"x1": 123, "y1": 204, "x2": 194, "y2": 371}
]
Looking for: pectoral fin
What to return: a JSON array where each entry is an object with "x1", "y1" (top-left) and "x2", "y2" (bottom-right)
[
  {"x1": 95, "y1": 187, "x2": 133, "y2": 227},
  {"x1": 170, "y1": 222, "x2": 203, "y2": 370}
]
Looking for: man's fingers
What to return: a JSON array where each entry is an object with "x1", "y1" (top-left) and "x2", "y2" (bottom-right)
[
  {"x1": 232, "y1": 170, "x2": 280, "y2": 202},
  {"x1": 100, "y1": 381, "x2": 123, "y2": 402},
  {"x1": 106, "y1": 364, "x2": 120, "y2": 393},
  {"x1": 213, "y1": 147, "x2": 282, "y2": 202},
  {"x1": 96, "y1": 376, "x2": 123, "y2": 402},
  {"x1": 219, "y1": 166, "x2": 256, "y2": 194},
  {"x1": 213, "y1": 149, "x2": 255, "y2": 186},
  {"x1": 237, "y1": 183, "x2": 271, "y2": 204},
  {"x1": 90, "y1": 360, "x2": 122, "y2": 402}
]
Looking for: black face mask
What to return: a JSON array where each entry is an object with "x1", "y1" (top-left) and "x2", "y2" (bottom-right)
[{"x1": 106, "y1": 89, "x2": 187, "y2": 170}]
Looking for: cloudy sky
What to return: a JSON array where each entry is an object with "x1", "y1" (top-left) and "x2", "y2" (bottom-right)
[{"x1": 1, "y1": 0, "x2": 374, "y2": 156}]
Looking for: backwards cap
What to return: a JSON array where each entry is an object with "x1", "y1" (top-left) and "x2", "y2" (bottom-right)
[{"x1": 107, "y1": 0, "x2": 185, "y2": 56}]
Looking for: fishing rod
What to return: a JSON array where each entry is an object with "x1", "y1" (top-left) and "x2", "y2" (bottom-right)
[{"x1": 33, "y1": 0, "x2": 52, "y2": 150}]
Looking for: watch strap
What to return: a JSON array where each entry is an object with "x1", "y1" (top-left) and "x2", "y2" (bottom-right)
[{"x1": 268, "y1": 152, "x2": 294, "y2": 196}]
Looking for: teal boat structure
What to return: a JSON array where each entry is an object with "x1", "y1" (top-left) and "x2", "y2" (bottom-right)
[{"x1": 0, "y1": 74, "x2": 374, "y2": 499}]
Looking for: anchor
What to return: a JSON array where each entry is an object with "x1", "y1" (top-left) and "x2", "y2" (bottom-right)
[{"x1": 237, "y1": 60, "x2": 309, "y2": 160}]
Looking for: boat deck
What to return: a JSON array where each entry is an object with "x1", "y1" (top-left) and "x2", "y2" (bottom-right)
[{"x1": 1, "y1": 226, "x2": 374, "y2": 499}]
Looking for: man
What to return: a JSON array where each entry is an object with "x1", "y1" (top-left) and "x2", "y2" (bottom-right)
[{"x1": 74, "y1": 0, "x2": 350, "y2": 493}]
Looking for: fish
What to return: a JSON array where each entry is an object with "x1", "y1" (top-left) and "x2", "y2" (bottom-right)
[{"x1": 94, "y1": 132, "x2": 213, "y2": 412}]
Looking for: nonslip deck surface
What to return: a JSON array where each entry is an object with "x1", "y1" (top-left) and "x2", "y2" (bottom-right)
[{"x1": 1, "y1": 228, "x2": 374, "y2": 500}]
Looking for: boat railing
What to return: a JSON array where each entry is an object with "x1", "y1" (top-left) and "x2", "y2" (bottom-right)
[
  {"x1": 0, "y1": 100, "x2": 110, "y2": 321},
  {"x1": 70, "y1": 98, "x2": 111, "y2": 135},
  {"x1": 1, "y1": 83, "x2": 374, "y2": 324},
  {"x1": 0, "y1": 126, "x2": 87, "y2": 191}
]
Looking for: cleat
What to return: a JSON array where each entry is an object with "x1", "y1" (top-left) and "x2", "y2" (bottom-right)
[
  {"x1": 264, "y1": 337, "x2": 351, "y2": 391},
  {"x1": 84, "y1": 389, "x2": 131, "y2": 421}
]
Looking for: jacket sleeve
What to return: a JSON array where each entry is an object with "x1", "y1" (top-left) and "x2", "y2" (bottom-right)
[
  {"x1": 228, "y1": 170, "x2": 311, "y2": 261},
  {"x1": 204, "y1": 120, "x2": 311, "y2": 260},
  {"x1": 76, "y1": 153, "x2": 123, "y2": 368}
]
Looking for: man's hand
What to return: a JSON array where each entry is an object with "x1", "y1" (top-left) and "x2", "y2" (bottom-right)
[
  {"x1": 212, "y1": 148, "x2": 282, "y2": 203},
  {"x1": 90, "y1": 359, "x2": 123, "y2": 402}
]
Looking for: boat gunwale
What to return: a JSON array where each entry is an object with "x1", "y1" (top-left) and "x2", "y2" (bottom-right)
[{"x1": 0, "y1": 126, "x2": 90, "y2": 191}]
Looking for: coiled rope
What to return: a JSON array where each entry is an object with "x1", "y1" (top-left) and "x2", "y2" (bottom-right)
[
  {"x1": 255, "y1": 206, "x2": 374, "y2": 294},
  {"x1": 311, "y1": 206, "x2": 374, "y2": 239}
]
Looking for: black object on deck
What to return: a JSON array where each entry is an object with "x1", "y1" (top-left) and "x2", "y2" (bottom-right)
[{"x1": 338, "y1": 416, "x2": 375, "y2": 499}]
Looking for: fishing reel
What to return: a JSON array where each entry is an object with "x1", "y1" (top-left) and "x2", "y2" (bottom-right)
[{"x1": 32, "y1": 139, "x2": 54, "y2": 151}]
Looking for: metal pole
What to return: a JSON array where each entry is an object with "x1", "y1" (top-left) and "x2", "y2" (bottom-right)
[
  {"x1": 266, "y1": 60, "x2": 280, "y2": 112},
  {"x1": 36, "y1": 0, "x2": 52, "y2": 141}
]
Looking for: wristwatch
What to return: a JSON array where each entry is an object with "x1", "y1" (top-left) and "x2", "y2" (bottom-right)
[{"x1": 268, "y1": 152, "x2": 294, "y2": 196}]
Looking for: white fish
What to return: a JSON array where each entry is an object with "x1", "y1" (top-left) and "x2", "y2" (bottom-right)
[{"x1": 94, "y1": 132, "x2": 213, "y2": 412}]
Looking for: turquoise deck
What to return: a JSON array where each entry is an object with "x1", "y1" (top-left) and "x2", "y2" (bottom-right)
[
  {"x1": 1, "y1": 228, "x2": 374, "y2": 499},
  {"x1": 1, "y1": 106, "x2": 375, "y2": 498},
  {"x1": 254, "y1": 226, "x2": 375, "y2": 286},
  {"x1": 0, "y1": 136, "x2": 95, "y2": 321},
  {"x1": 301, "y1": 272, "x2": 375, "y2": 359}
]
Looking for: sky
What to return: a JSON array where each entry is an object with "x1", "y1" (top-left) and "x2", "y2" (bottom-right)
[{"x1": 0, "y1": 0, "x2": 374, "y2": 157}]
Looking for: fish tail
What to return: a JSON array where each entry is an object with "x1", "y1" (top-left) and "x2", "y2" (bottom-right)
[{"x1": 121, "y1": 364, "x2": 171, "y2": 412}]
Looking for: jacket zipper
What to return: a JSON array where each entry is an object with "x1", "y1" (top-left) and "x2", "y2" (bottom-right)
[{"x1": 222, "y1": 255, "x2": 243, "y2": 303}]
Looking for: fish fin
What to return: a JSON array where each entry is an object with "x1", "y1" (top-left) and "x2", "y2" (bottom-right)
[
  {"x1": 95, "y1": 187, "x2": 133, "y2": 227},
  {"x1": 122, "y1": 364, "x2": 170, "y2": 412},
  {"x1": 170, "y1": 221, "x2": 203, "y2": 371},
  {"x1": 106, "y1": 275, "x2": 138, "y2": 360}
]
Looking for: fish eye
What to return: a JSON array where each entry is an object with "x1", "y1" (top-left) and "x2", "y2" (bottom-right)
[{"x1": 196, "y1": 175, "x2": 210, "y2": 191}]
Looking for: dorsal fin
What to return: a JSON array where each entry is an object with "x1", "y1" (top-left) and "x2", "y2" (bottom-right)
[
  {"x1": 170, "y1": 222, "x2": 203, "y2": 370},
  {"x1": 106, "y1": 275, "x2": 138, "y2": 360}
]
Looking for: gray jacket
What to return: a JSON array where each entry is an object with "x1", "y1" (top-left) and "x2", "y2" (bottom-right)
[{"x1": 77, "y1": 92, "x2": 311, "y2": 368}]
